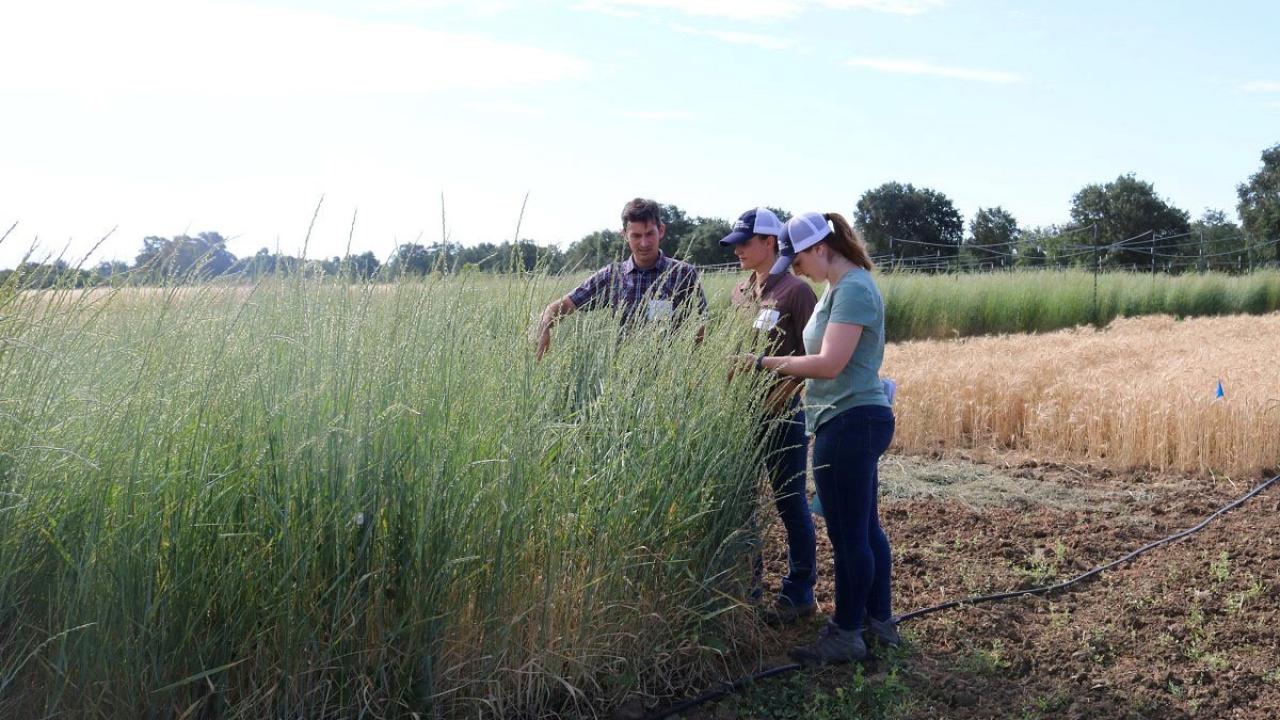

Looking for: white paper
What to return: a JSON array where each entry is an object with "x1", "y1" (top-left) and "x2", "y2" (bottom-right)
[
  {"x1": 753, "y1": 308, "x2": 781, "y2": 331},
  {"x1": 647, "y1": 299, "x2": 674, "y2": 321}
]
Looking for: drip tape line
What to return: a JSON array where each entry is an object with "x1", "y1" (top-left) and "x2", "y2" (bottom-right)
[{"x1": 647, "y1": 471, "x2": 1280, "y2": 720}]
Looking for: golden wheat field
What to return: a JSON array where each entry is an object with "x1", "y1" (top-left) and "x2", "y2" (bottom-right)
[{"x1": 883, "y1": 312, "x2": 1280, "y2": 478}]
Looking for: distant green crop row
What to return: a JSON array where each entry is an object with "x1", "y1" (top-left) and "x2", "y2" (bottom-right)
[{"x1": 703, "y1": 269, "x2": 1280, "y2": 340}]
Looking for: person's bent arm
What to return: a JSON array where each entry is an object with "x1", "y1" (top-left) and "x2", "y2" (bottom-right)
[
  {"x1": 760, "y1": 321, "x2": 862, "y2": 380},
  {"x1": 536, "y1": 296, "x2": 577, "y2": 360}
]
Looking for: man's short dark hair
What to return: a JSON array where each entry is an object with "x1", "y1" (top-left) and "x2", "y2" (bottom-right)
[{"x1": 621, "y1": 198, "x2": 663, "y2": 227}]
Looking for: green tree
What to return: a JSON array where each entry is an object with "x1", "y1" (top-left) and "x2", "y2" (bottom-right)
[
  {"x1": 1236, "y1": 142, "x2": 1280, "y2": 263},
  {"x1": 854, "y1": 182, "x2": 963, "y2": 268},
  {"x1": 966, "y1": 207, "x2": 1019, "y2": 269},
  {"x1": 346, "y1": 250, "x2": 381, "y2": 280},
  {"x1": 490, "y1": 240, "x2": 559, "y2": 273},
  {"x1": 1014, "y1": 226, "x2": 1060, "y2": 268},
  {"x1": 93, "y1": 260, "x2": 131, "y2": 279},
  {"x1": 765, "y1": 206, "x2": 793, "y2": 224},
  {"x1": 2, "y1": 260, "x2": 91, "y2": 289},
  {"x1": 386, "y1": 243, "x2": 433, "y2": 276},
  {"x1": 1070, "y1": 174, "x2": 1190, "y2": 269},
  {"x1": 562, "y1": 230, "x2": 624, "y2": 271},
  {"x1": 1192, "y1": 209, "x2": 1248, "y2": 272},
  {"x1": 230, "y1": 248, "x2": 278, "y2": 278},
  {"x1": 455, "y1": 242, "x2": 500, "y2": 270},
  {"x1": 676, "y1": 218, "x2": 734, "y2": 266},
  {"x1": 133, "y1": 232, "x2": 236, "y2": 280},
  {"x1": 660, "y1": 204, "x2": 696, "y2": 259}
]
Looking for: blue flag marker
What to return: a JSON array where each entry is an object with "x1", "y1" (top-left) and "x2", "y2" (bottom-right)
[{"x1": 1216, "y1": 380, "x2": 1225, "y2": 399}]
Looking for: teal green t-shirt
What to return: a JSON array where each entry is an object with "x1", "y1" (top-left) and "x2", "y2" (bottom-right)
[{"x1": 801, "y1": 267, "x2": 889, "y2": 434}]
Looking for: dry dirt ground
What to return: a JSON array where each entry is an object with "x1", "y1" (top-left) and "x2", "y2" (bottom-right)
[{"x1": 677, "y1": 452, "x2": 1280, "y2": 720}]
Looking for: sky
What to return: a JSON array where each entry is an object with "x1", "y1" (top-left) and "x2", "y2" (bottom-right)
[{"x1": 2, "y1": 0, "x2": 1278, "y2": 269}]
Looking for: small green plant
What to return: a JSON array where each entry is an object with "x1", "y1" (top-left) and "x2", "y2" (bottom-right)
[
  {"x1": 1187, "y1": 599, "x2": 1206, "y2": 631},
  {"x1": 725, "y1": 672, "x2": 811, "y2": 720},
  {"x1": 1045, "y1": 601, "x2": 1070, "y2": 630},
  {"x1": 724, "y1": 664, "x2": 909, "y2": 720},
  {"x1": 1024, "y1": 691, "x2": 1069, "y2": 718},
  {"x1": 958, "y1": 639, "x2": 1010, "y2": 676},
  {"x1": 1014, "y1": 541, "x2": 1065, "y2": 586},
  {"x1": 1181, "y1": 596, "x2": 1230, "y2": 671},
  {"x1": 1209, "y1": 551, "x2": 1231, "y2": 584},
  {"x1": 1083, "y1": 627, "x2": 1115, "y2": 666},
  {"x1": 1226, "y1": 576, "x2": 1265, "y2": 615},
  {"x1": 801, "y1": 667, "x2": 908, "y2": 720}
]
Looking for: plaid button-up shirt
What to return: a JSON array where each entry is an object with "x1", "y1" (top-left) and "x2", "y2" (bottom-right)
[{"x1": 568, "y1": 252, "x2": 708, "y2": 326}]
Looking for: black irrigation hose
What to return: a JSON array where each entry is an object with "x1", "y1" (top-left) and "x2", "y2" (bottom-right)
[
  {"x1": 650, "y1": 664, "x2": 802, "y2": 720},
  {"x1": 896, "y1": 470, "x2": 1280, "y2": 622},
  {"x1": 647, "y1": 471, "x2": 1280, "y2": 720}
]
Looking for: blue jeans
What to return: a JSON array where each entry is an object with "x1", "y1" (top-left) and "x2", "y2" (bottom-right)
[
  {"x1": 757, "y1": 397, "x2": 817, "y2": 607},
  {"x1": 812, "y1": 404, "x2": 895, "y2": 631}
]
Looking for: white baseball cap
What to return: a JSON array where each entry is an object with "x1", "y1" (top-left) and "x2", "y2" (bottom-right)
[{"x1": 769, "y1": 212, "x2": 831, "y2": 275}]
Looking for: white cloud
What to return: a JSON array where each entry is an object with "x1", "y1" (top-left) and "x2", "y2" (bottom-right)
[
  {"x1": 670, "y1": 23, "x2": 793, "y2": 50},
  {"x1": 369, "y1": 0, "x2": 513, "y2": 16},
  {"x1": 578, "y1": 0, "x2": 943, "y2": 22},
  {"x1": 0, "y1": 0, "x2": 587, "y2": 97},
  {"x1": 846, "y1": 57, "x2": 1023, "y2": 84},
  {"x1": 1239, "y1": 81, "x2": 1280, "y2": 93},
  {"x1": 467, "y1": 101, "x2": 548, "y2": 116},
  {"x1": 571, "y1": 1, "x2": 643, "y2": 19},
  {"x1": 614, "y1": 109, "x2": 695, "y2": 121},
  {"x1": 365, "y1": 0, "x2": 462, "y2": 9},
  {"x1": 822, "y1": 0, "x2": 946, "y2": 15}
]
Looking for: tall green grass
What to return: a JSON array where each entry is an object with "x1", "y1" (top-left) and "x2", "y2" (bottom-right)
[
  {"x1": 702, "y1": 269, "x2": 1280, "y2": 340},
  {"x1": 0, "y1": 276, "x2": 776, "y2": 718},
  {"x1": 879, "y1": 269, "x2": 1280, "y2": 340}
]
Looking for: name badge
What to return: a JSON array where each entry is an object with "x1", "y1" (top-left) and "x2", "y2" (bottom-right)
[
  {"x1": 646, "y1": 299, "x2": 674, "y2": 321},
  {"x1": 753, "y1": 308, "x2": 780, "y2": 331}
]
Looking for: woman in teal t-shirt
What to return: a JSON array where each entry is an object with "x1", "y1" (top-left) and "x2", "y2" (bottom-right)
[{"x1": 752, "y1": 211, "x2": 896, "y2": 665}]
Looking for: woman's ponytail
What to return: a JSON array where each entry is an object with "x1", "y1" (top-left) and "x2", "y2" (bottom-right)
[{"x1": 823, "y1": 213, "x2": 874, "y2": 271}]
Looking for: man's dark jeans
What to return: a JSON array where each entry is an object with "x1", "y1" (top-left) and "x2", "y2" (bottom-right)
[{"x1": 812, "y1": 404, "x2": 895, "y2": 631}]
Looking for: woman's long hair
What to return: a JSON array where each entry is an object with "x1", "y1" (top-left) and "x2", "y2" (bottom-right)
[{"x1": 822, "y1": 213, "x2": 874, "y2": 271}]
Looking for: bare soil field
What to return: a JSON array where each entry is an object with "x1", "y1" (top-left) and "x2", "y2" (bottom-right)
[{"x1": 682, "y1": 452, "x2": 1280, "y2": 719}]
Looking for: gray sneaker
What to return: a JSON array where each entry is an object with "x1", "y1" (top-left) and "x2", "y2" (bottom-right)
[
  {"x1": 789, "y1": 620, "x2": 867, "y2": 665},
  {"x1": 864, "y1": 615, "x2": 901, "y2": 648},
  {"x1": 760, "y1": 598, "x2": 816, "y2": 626}
]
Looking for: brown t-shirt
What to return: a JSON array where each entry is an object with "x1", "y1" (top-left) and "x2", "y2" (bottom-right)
[{"x1": 731, "y1": 272, "x2": 817, "y2": 359}]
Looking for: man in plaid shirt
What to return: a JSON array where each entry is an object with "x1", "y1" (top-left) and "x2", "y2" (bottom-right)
[{"x1": 536, "y1": 198, "x2": 708, "y2": 360}]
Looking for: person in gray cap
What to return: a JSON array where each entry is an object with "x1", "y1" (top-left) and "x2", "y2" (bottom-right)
[
  {"x1": 746, "y1": 211, "x2": 897, "y2": 665},
  {"x1": 722, "y1": 207, "x2": 818, "y2": 624}
]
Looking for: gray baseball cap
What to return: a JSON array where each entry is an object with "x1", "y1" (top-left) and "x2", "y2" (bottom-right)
[{"x1": 720, "y1": 207, "x2": 785, "y2": 246}]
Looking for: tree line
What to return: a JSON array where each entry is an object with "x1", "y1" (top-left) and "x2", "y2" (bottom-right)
[{"x1": 4, "y1": 143, "x2": 1278, "y2": 288}]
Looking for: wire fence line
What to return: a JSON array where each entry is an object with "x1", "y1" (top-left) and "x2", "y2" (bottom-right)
[{"x1": 696, "y1": 227, "x2": 1280, "y2": 276}]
